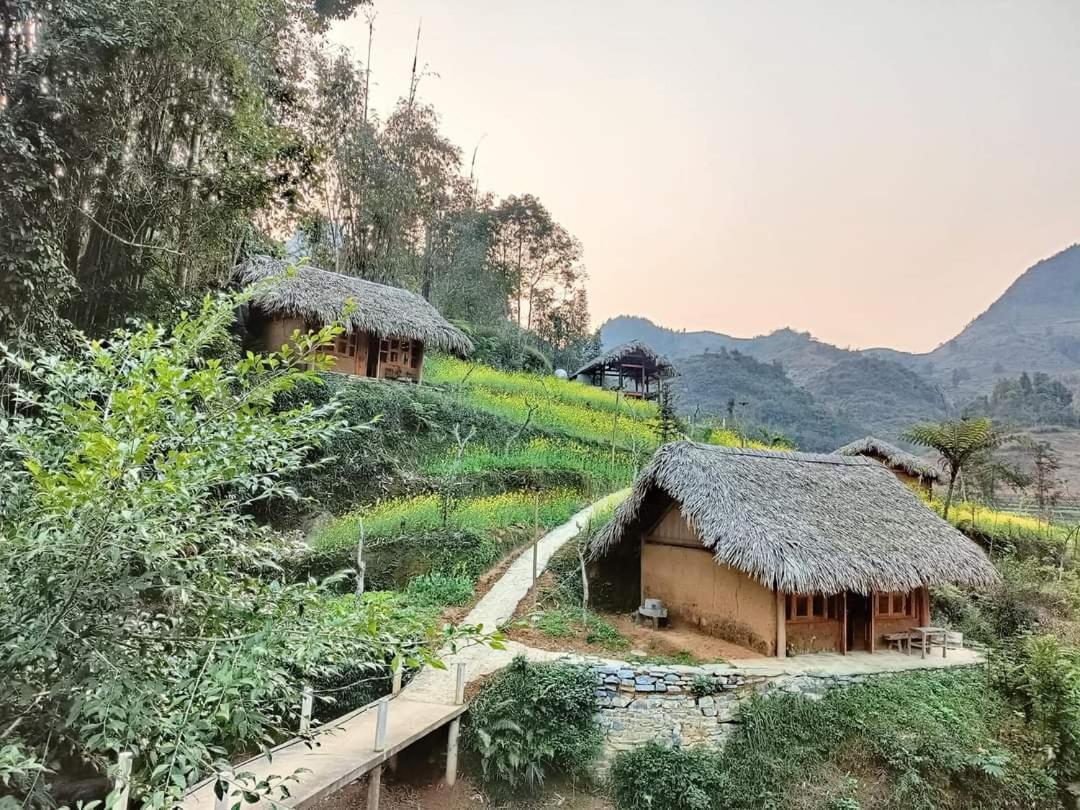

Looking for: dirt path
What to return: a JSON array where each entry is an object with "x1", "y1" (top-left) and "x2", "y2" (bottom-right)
[{"x1": 405, "y1": 491, "x2": 628, "y2": 704}]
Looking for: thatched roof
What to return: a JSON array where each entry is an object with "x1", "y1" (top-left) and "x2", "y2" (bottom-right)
[
  {"x1": 573, "y1": 340, "x2": 675, "y2": 379},
  {"x1": 591, "y1": 441, "x2": 998, "y2": 594},
  {"x1": 836, "y1": 436, "x2": 942, "y2": 482},
  {"x1": 238, "y1": 256, "x2": 473, "y2": 356}
]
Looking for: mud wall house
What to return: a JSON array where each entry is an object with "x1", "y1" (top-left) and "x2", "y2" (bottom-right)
[
  {"x1": 573, "y1": 340, "x2": 674, "y2": 400},
  {"x1": 835, "y1": 436, "x2": 942, "y2": 496},
  {"x1": 589, "y1": 442, "x2": 998, "y2": 657},
  {"x1": 237, "y1": 257, "x2": 473, "y2": 382}
]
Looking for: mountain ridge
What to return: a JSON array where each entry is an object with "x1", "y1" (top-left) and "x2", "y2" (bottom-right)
[{"x1": 600, "y1": 244, "x2": 1080, "y2": 446}]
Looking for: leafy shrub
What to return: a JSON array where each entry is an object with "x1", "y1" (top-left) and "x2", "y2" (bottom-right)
[
  {"x1": 465, "y1": 657, "x2": 601, "y2": 796},
  {"x1": 993, "y1": 635, "x2": 1080, "y2": 782},
  {"x1": 404, "y1": 572, "x2": 475, "y2": 607},
  {"x1": 713, "y1": 669, "x2": 1056, "y2": 809},
  {"x1": 609, "y1": 743, "x2": 724, "y2": 810}
]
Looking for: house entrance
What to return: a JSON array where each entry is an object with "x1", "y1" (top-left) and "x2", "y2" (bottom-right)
[{"x1": 846, "y1": 592, "x2": 871, "y2": 652}]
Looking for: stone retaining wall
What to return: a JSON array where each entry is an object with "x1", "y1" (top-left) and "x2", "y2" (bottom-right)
[{"x1": 583, "y1": 659, "x2": 977, "y2": 761}]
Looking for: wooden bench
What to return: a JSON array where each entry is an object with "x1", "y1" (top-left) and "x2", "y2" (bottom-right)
[{"x1": 884, "y1": 632, "x2": 910, "y2": 652}]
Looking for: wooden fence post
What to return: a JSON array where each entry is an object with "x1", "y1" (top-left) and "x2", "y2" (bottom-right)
[
  {"x1": 373, "y1": 697, "x2": 389, "y2": 752},
  {"x1": 113, "y1": 751, "x2": 133, "y2": 810},
  {"x1": 299, "y1": 684, "x2": 314, "y2": 736}
]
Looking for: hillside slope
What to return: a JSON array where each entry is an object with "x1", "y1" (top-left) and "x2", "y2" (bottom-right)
[
  {"x1": 803, "y1": 354, "x2": 947, "y2": 438},
  {"x1": 670, "y1": 350, "x2": 865, "y2": 451}
]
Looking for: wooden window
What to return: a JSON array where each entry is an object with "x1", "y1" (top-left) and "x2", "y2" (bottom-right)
[
  {"x1": 786, "y1": 593, "x2": 839, "y2": 623},
  {"x1": 874, "y1": 591, "x2": 914, "y2": 618},
  {"x1": 379, "y1": 337, "x2": 412, "y2": 366},
  {"x1": 410, "y1": 340, "x2": 423, "y2": 369},
  {"x1": 330, "y1": 332, "x2": 358, "y2": 357}
]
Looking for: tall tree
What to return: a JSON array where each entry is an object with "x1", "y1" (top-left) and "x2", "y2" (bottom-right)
[
  {"x1": 490, "y1": 194, "x2": 583, "y2": 330},
  {"x1": 1, "y1": 0, "x2": 367, "y2": 340},
  {"x1": 904, "y1": 417, "x2": 1005, "y2": 519}
]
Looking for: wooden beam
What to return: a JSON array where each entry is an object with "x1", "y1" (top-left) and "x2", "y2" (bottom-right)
[
  {"x1": 775, "y1": 589, "x2": 786, "y2": 658},
  {"x1": 840, "y1": 592, "x2": 848, "y2": 655},
  {"x1": 868, "y1": 592, "x2": 876, "y2": 654}
]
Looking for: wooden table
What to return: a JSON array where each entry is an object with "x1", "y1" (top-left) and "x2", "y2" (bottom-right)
[{"x1": 909, "y1": 626, "x2": 947, "y2": 659}]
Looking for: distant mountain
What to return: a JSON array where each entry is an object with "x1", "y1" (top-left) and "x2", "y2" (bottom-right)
[
  {"x1": 803, "y1": 355, "x2": 947, "y2": 438},
  {"x1": 600, "y1": 244, "x2": 1080, "y2": 447},
  {"x1": 920, "y1": 244, "x2": 1080, "y2": 396},
  {"x1": 670, "y1": 350, "x2": 866, "y2": 452}
]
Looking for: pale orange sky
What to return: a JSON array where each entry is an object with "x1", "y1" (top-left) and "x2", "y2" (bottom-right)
[{"x1": 331, "y1": 1, "x2": 1080, "y2": 353}]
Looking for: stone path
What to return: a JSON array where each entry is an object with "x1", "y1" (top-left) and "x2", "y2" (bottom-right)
[{"x1": 405, "y1": 490, "x2": 629, "y2": 704}]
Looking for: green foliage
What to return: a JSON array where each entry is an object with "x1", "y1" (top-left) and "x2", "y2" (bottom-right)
[
  {"x1": 404, "y1": 573, "x2": 475, "y2": 608},
  {"x1": 610, "y1": 670, "x2": 1057, "y2": 810},
  {"x1": 905, "y1": 417, "x2": 1005, "y2": 518},
  {"x1": 293, "y1": 527, "x2": 509, "y2": 593},
  {"x1": 423, "y1": 437, "x2": 637, "y2": 495},
  {"x1": 426, "y1": 354, "x2": 659, "y2": 450},
  {"x1": 465, "y1": 658, "x2": 602, "y2": 796},
  {"x1": 993, "y1": 635, "x2": 1080, "y2": 782},
  {"x1": 671, "y1": 350, "x2": 863, "y2": 452},
  {"x1": 967, "y1": 372, "x2": 1077, "y2": 428},
  {"x1": 0, "y1": 290, "x2": 476, "y2": 808},
  {"x1": 273, "y1": 372, "x2": 534, "y2": 513},
  {"x1": 312, "y1": 490, "x2": 583, "y2": 550},
  {"x1": 609, "y1": 743, "x2": 725, "y2": 810}
]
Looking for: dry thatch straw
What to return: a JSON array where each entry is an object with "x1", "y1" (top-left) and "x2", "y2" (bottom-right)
[
  {"x1": 835, "y1": 435, "x2": 942, "y2": 482},
  {"x1": 591, "y1": 441, "x2": 999, "y2": 594},
  {"x1": 238, "y1": 256, "x2": 473, "y2": 356},
  {"x1": 572, "y1": 340, "x2": 675, "y2": 379}
]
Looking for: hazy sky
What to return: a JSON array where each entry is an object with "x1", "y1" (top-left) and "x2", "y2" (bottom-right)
[{"x1": 331, "y1": 1, "x2": 1080, "y2": 353}]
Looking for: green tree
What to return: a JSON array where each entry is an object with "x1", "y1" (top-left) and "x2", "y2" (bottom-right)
[
  {"x1": 904, "y1": 417, "x2": 1005, "y2": 519},
  {"x1": 1, "y1": 0, "x2": 367, "y2": 340}
]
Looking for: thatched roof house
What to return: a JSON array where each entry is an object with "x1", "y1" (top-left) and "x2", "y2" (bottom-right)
[
  {"x1": 238, "y1": 256, "x2": 472, "y2": 382},
  {"x1": 591, "y1": 441, "x2": 997, "y2": 656},
  {"x1": 573, "y1": 340, "x2": 674, "y2": 400},
  {"x1": 836, "y1": 435, "x2": 942, "y2": 492}
]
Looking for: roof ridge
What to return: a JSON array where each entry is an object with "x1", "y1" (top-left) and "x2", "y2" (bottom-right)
[{"x1": 680, "y1": 441, "x2": 873, "y2": 467}]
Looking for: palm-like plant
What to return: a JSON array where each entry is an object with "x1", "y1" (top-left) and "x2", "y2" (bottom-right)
[{"x1": 904, "y1": 417, "x2": 1004, "y2": 519}]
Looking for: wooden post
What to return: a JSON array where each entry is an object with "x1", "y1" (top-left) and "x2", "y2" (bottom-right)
[
  {"x1": 868, "y1": 592, "x2": 877, "y2": 654},
  {"x1": 392, "y1": 661, "x2": 403, "y2": 696},
  {"x1": 775, "y1": 589, "x2": 786, "y2": 658},
  {"x1": 366, "y1": 765, "x2": 382, "y2": 810},
  {"x1": 299, "y1": 684, "x2": 314, "y2": 736},
  {"x1": 841, "y1": 592, "x2": 848, "y2": 655},
  {"x1": 454, "y1": 662, "x2": 466, "y2": 705},
  {"x1": 445, "y1": 718, "x2": 460, "y2": 786},
  {"x1": 373, "y1": 697, "x2": 389, "y2": 752},
  {"x1": 920, "y1": 586, "x2": 931, "y2": 627},
  {"x1": 114, "y1": 751, "x2": 133, "y2": 810}
]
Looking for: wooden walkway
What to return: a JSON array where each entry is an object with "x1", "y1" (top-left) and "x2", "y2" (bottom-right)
[
  {"x1": 182, "y1": 690, "x2": 464, "y2": 810},
  {"x1": 180, "y1": 496, "x2": 625, "y2": 810}
]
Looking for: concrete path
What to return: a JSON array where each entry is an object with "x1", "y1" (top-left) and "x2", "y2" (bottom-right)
[
  {"x1": 181, "y1": 491, "x2": 626, "y2": 810},
  {"x1": 406, "y1": 490, "x2": 628, "y2": 704}
]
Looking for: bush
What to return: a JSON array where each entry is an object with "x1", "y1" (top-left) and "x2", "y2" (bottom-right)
[
  {"x1": 404, "y1": 572, "x2": 475, "y2": 607},
  {"x1": 993, "y1": 635, "x2": 1080, "y2": 782},
  {"x1": 465, "y1": 657, "x2": 601, "y2": 796},
  {"x1": 609, "y1": 743, "x2": 724, "y2": 810}
]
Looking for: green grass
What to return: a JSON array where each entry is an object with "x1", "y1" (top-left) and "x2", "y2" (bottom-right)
[
  {"x1": 311, "y1": 490, "x2": 585, "y2": 553},
  {"x1": 426, "y1": 355, "x2": 659, "y2": 450},
  {"x1": 404, "y1": 572, "x2": 475, "y2": 607},
  {"x1": 424, "y1": 436, "x2": 639, "y2": 491}
]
